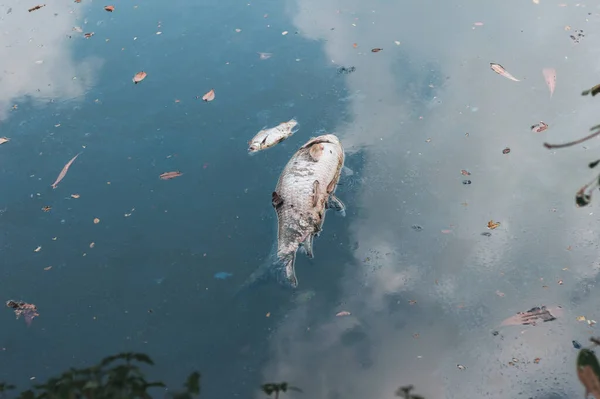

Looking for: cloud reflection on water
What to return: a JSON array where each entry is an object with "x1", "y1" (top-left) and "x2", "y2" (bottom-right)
[
  {"x1": 0, "y1": 1, "x2": 100, "y2": 120},
  {"x1": 259, "y1": 0, "x2": 600, "y2": 398}
]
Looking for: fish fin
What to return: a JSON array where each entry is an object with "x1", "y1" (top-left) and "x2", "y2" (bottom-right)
[
  {"x1": 234, "y1": 245, "x2": 298, "y2": 299},
  {"x1": 341, "y1": 166, "x2": 354, "y2": 177},
  {"x1": 300, "y1": 234, "x2": 314, "y2": 259},
  {"x1": 272, "y1": 191, "x2": 284, "y2": 209},
  {"x1": 261, "y1": 135, "x2": 268, "y2": 145},
  {"x1": 312, "y1": 180, "x2": 320, "y2": 207},
  {"x1": 276, "y1": 252, "x2": 298, "y2": 288},
  {"x1": 326, "y1": 177, "x2": 338, "y2": 193},
  {"x1": 326, "y1": 194, "x2": 346, "y2": 216}
]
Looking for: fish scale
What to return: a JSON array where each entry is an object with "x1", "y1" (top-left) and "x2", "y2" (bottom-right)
[{"x1": 272, "y1": 134, "x2": 345, "y2": 287}]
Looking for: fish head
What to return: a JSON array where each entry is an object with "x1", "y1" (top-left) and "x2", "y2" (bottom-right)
[
  {"x1": 284, "y1": 118, "x2": 298, "y2": 130},
  {"x1": 248, "y1": 142, "x2": 261, "y2": 152}
]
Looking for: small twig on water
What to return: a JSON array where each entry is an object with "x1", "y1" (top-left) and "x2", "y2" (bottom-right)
[{"x1": 544, "y1": 127, "x2": 600, "y2": 149}]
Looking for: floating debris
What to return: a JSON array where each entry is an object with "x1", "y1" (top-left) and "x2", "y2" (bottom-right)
[
  {"x1": 462, "y1": 180, "x2": 472, "y2": 185},
  {"x1": 487, "y1": 220, "x2": 500, "y2": 230},
  {"x1": 159, "y1": 171, "x2": 183, "y2": 180},
  {"x1": 490, "y1": 63, "x2": 520, "y2": 82},
  {"x1": 28, "y1": 4, "x2": 45, "y2": 12},
  {"x1": 51, "y1": 153, "x2": 82, "y2": 189},
  {"x1": 337, "y1": 66, "x2": 356, "y2": 75},
  {"x1": 501, "y1": 306, "x2": 560, "y2": 326},
  {"x1": 542, "y1": 68, "x2": 556, "y2": 97},
  {"x1": 502, "y1": 147, "x2": 511, "y2": 154},
  {"x1": 104, "y1": 5, "x2": 114, "y2": 12},
  {"x1": 214, "y1": 272, "x2": 233, "y2": 280},
  {"x1": 133, "y1": 71, "x2": 147, "y2": 84},
  {"x1": 582, "y1": 84, "x2": 600, "y2": 97},
  {"x1": 336, "y1": 311, "x2": 351, "y2": 317},
  {"x1": 6, "y1": 300, "x2": 39, "y2": 326},
  {"x1": 202, "y1": 89, "x2": 215, "y2": 102},
  {"x1": 531, "y1": 121, "x2": 549, "y2": 133},
  {"x1": 573, "y1": 340, "x2": 582, "y2": 349},
  {"x1": 0, "y1": 137, "x2": 10, "y2": 145}
]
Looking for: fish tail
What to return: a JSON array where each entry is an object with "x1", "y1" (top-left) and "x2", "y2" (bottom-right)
[{"x1": 233, "y1": 247, "x2": 298, "y2": 300}]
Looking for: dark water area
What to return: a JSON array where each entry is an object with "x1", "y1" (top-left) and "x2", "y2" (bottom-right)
[{"x1": 3, "y1": 0, "x2": 600, "y2": 398}]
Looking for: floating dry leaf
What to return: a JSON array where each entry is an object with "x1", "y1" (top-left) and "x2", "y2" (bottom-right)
[
  {"x1": 6, "y1": 300, "x2": 39, "y2": 326},
  {"x1": 0, "y1": 137, "x2": 10, "y2": 145},
  {"x1": 93, "y1": 218, "x2": 100, "y2": 224},
  {"x1": 28, "y1": 4, "x2": 45, "y2": 12},
  {"x1": 51, "y1": 153, "x2": 81, "y2": 189},
  {"x1": 104, "y1": 5, "x2": 114, "y2": 11},
  {"x1": 534, "y1": 357, "x2": 541, "y2": 364},
  {"x1": 542, "y1": 68, "x2": 556, "y2": 97},
  {"x1": 501, "y1": 306, "x2": 560, "y2": 326},
  {"x1": 487, "y1": 220, "x2": 500, "y2": 230},
  {"x1": 133, "y1": 71, "x2": 147, "y2": 84},
  {"x1": 202, "y1": 89, "x2": 215, "y2": 102},
  {"x1": 159, "y1": 171, "x2": 183, "y2": 180},
  {"x1": 336, "y1": 311, "x2": 351, "y2": 317},
  {"x1": 578, "y1": 316, "x2": 587, "y2": 322}
]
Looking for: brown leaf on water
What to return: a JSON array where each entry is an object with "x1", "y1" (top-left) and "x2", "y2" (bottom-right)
[
  {"x1": 371, "y1": 48, "x2": 383, "y2": 53},
  {"x1": 6, "y1": 300, "x2": 39, "y2": 326},
  {"x1": 531, "y1": 121, "x2": 549, "y2": 133},
  {"x1": 202, "y1": 89, "x2": 215, "y2": 102},
  {"x1": 0, "y1": 137, "x2": 9, "y2": 145},
  {"x1": 133, "y1": 71, "x2": 147, "y2": 84},
  {"x1": 28, "y1": 4, "x2": 45, "y2": 12},
  {"x1": 501, "y1": 306, "x2": 559, "y2": 326},
  {"x1": 104, "y1": 5, "x2": 114, "y2": 11},
  {"x1": 159, "y1": 171, "x2": 183, "y2": 180},
  {"x1": 487, "y1": 220, "x2": 500, "y2": 229}
]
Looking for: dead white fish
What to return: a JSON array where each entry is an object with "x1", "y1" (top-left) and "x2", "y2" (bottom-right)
[
  {"x1": 490, "y1": 63, "x2": 520, "y2": 82},
  {"x1": 542, "y1": 68, "x2": 556, "y2": 97},
  {"x1": 51, "y1": 152, "x2": 82, "y2": 189},
  {"x1": 248, "y1": 118, "x2": 298, "y2": 153},
  {"x1": 0, "y1": 137, "x2": 9, "y2": 145},
  {"x1": 270, "y1": 134, "x2": 346, "y2": 287}
]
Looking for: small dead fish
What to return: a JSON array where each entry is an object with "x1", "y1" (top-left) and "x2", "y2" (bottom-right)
[
  {"x1": 0, "y1": 137, "x2": 9, "y2": 145},
  {"x1": 542, "y1": 68, "x2": 556, "y2": 97},
  {"x1": 104, "y1": 5, "x2": 114, "y2": 12},
  {"x1": 248, "y1": 118, "x2": 298, "y2": 153},
  {"x1": 336, "y1": 311, "x2": 351, "y2": 317},
  {"x1": 371, "y1": 48, "x2": 383, "y2": 53},
  {"x1": 490, "y1": 63, "x2": 520, "y2": 82},
  {"x1": 270, "y1": 134, "x2": 346, "y2": 287},
  {"x1": 159, "y1": 171, "x2": 183, "y2": 180},
  {"x1": 84, "y1": 32, "x2": 94, "y2": 38},
  {"x1": 531, "y1": 121, "x2": 549, "y2": 133},
  {"x1": 28, "y1": 4, "x2": 45, "y2": 12},
  {"x1": 51, "y1": 152, "x2": 82, "y2": 189}
]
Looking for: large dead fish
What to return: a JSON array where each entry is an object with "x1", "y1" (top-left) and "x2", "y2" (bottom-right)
[
  {"x1": 248, "y1": 118, "x2": 298, "y2": 153},
  {"x1": 270, "y1": 134, "x2": 346, "y2": 287}
]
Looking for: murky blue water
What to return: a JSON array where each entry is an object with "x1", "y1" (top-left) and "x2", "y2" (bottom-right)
[{"x1": 2, "y1": 0, "x2": 600, "y2": 398}]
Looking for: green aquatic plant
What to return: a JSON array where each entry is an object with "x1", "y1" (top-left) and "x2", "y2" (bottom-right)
[{"x1": 0, "y1": 352, "x2": 200, "y2": 399}]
